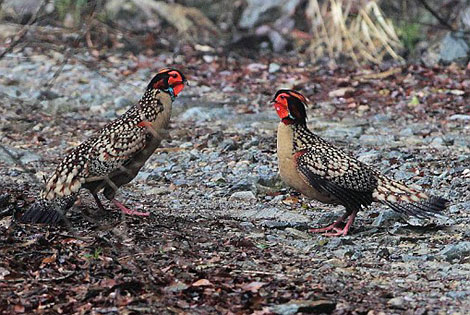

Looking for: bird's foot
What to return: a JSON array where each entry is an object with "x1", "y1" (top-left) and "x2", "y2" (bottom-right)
[
  {"x1": 112, "y1": 199, "x2": 150, "y2": 216},
  {"x1": 309, "y1": 224, "x2": 350, "y2": 236},
  {"x1": 309, "y1": 222, "x2": 343, "y2": 233},
  {"x1": 323, "y1": 227, "x2": 350, "y2": 236},
  {"x1": 309, "y1": 211, "x2": 357, "y2": 237}
]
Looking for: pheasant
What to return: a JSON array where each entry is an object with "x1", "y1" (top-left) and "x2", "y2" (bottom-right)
[
  {"x1": 21, "y1": 68, "x2": 187, "y2": 224},
  {"x1": 272, "y1": 89, "x2": 448, "y2": 236}
]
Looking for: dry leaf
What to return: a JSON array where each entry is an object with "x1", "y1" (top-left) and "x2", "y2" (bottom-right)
[
  {"x1": 192, "y1": 279, "x2": 213, "y2": 287},
  {"x1": 328, "y1": 87, "x2": 355, "y2": 98},
  {"x1": 41, "y1": 254, "x2": 56, "y2": 264},
  {"x1": 242, "y1": 281, "x2": 266, "y2": 292}
]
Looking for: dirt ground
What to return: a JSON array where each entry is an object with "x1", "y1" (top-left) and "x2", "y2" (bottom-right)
[{"x1": 1, "y1": 49, "x2": 470, "y2": 314}]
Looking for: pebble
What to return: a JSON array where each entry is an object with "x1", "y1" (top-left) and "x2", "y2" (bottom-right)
[
  {"x1": 229, "y1": 191, "x2": 256, "y2": 201},
  {"x1": 114, "y1": 96, "x2": 133, "y2": 108},
  {"x1": 323, "y1": 126, "x2": 363, "y2": 139},
  {"x1": 449, "y1": 202, "x2": 470, "y2": 213},
  {"x1": 449, "y1": 114, "x2": 470, "y2": 121},
  {"x1": 387, "y1": 297, "x2": 405, "y2": 308},
  {"x1": 268, "y1": 62, "x2": 281, "y2": 73},
  {"x1": 439, "y1": 242, "x2": 470, "y2": 261}
]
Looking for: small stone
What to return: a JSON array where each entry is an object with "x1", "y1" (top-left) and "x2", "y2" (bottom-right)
[
  {"x1": 372, "y1": 210, "x2": 401, "y2": 227},
  {"x1": 114, "y1": 96, "x2": 132, "y2": 108},
  {"x1": 218, "y1": 138, "x2": 237, "y2": 151},
  {"x1": 203, "y1": 55, "x2": 214, "y2": 63},
  {"x1": 449, "y1": 114, "x2": 470, "y2": 121},
  {"x1": 38, "y1": 90, "x2": 60, "y2": 100},
  {"x1": 239, "y1": 222, "x2": 255, "y2": 231},
  {"x1": 449, "y1": 202, "x2": 470, "y2": 213},
  {"x1": 393, "y1": 171, "x2": 415, "y2": 181},
  {"x1": 285, "y1": 228, "x2": 309, "y2": 239},
  {"x1": 439, "y1": 242, "x2": 470, "y2": 261},
  {"x1": 328, "y1": 87, "x2": 355, "y2": 98},
  {"x1": 145, "y1": 187, "x2": 170, "y2": 195},
  {"x1": 387, "y1": 297, "x2": 405, "y2": 308},
  {"x1": 268, "y1": 62, "x2": 281, "y2": 73},
  {"x1": 229, "y1": 191, "x2": 256, "y2": 202}
]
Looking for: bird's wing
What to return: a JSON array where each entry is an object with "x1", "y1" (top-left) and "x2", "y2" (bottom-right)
[
  {"x1": 295, "y1": 147, "x2": 377, "y2": 210},
  {"x1": 42, "y1": 125, "x2": 148, "y2": 200}
]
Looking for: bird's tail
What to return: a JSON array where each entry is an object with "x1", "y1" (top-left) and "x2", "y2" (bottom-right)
[
  {"x1": 372, "y1": 175, "x2": 448, "y2": 218},
  {"x1": 20, "y1": 195, "x2": 77, "y2": 224}
]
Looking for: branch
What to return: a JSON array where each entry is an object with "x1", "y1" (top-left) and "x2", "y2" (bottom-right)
[
  {"x1": 416, "y1": 0, "x2": 455, "y2": 31},
  {"x1": 0, "y1": 0, "x2": 46, "y2": 60}
]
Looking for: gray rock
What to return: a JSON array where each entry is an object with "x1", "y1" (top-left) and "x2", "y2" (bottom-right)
[
  {"x1": 270, "y1": 299, "x2": 335, "y2": 315},
  {"x1": 323, "y1": 126, "x2": 363, "y2": 139},
  {"x1": 114, "y1": 96, "x2": 133, "y2": 108},
  {"x1": 439, "y1": 242, "x2": 470, "y2": 261},
  {"x1": 387, "y1": 297, "x2": 405, "y2": 308},
  {"x1": 447, "y1": 291, "x2": 470, "y2": 299},
  {"x1": 229, "y1": 191, "x2": 256, "y2": 202},
  {"x1": 449, "y1": 114, "x2": 470, "y2": 121},
  {"x1": 359, "y1": 134, "x2": 395, "y2": 146},
  {"x1": 357, "y1": 150, "x2": 381, "y2": 164},
  {"x1": 1, "y1": 0, "x2": 42, "y2": 22},
  {"x1": 393, "y1": 171, "x2": 415, "y2": 181},
  {"x1": 179, "y1": 106, "x2": 230, "y2": 122},
  {"x1": 449, "y1": 202, "x2": 470, "y2": 213},
  {"x1": 439, "y1": 32, "x2": 470, "y2": 65},
  {"x1": 218, "y1": 138, "x2": 237, "y2": 151},
  {"x1": 239, "y1": 222, "x2": 255, "y2": 231},
  {"x1": 372, "y1": 210, "x2": 401, "y2": 227},
  {"x1": 268, "y1": 62, "x2": 281, "y2": 73},
  {"x1": 238, "y1": 0, "x2": 300, "y2": 29},
  {"x1": 285, "y1": 228, "x2": 310, "y2": 239},
  {"x1": 231, "y1": 206, "x2": 310, "y2": 224},
  {"x1": 0, "y1": 146, "x2": 41, "y2": 164}
]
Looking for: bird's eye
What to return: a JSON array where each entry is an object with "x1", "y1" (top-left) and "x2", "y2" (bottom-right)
[{"x1": 170, "y1": 73, "x2": 177, "y2": 78}]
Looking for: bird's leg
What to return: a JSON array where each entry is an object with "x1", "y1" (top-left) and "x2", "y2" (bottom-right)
[
  {"x1": 91, "y1": 192, "x2": 107, "y2": 213},
  {"x1": 323, "y1": 209, "x2": 359, "y2": 237},
  {"x1": 309, "y1": 211, "x2": 350, "y2": 233},
  {"x1": 112, "y1": 199, "x2": 150, "y2": 216}
]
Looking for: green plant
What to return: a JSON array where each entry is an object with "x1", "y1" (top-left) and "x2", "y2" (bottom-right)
[
  {"x1": 84, "y1": 247, "x2": 103, "y2": 260},
  {"x1": 397, "y1": 22, "x2": 422, "y2": 53},
  {"x1": 54, "y1": 0, "x2": 90, "y2": 25}
]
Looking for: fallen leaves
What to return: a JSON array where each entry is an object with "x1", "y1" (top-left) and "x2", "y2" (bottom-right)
[
  {"x1": 192, "y1": 279, "x2": 213, "y2": 287},
  {"x1": 241, "y1": 281, "x2": 266, "y2": 292}
]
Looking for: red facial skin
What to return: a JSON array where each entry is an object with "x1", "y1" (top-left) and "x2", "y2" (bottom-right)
[
  {"x1": 273, "y1": 91, "x2": 308, "y2": 124},
  {"x1": 273, "y1": 93, "x2": 290, "y2": 120},
  {"x1": 167, "y1": 70, "x2": 185, "y2": 96},
  {"x1": 152, "y1": 70, "x2": 185, "y2": 96}
]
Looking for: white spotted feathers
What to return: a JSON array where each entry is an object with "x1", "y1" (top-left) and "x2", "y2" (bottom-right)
[
  {"x1": 290, "y1": 122, "x2": 448, "y2": 216},
  {"x1": 41, "y1": 89, "x2": 166, "y2": 201}
]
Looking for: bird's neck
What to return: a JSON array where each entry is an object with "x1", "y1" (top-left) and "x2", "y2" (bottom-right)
[
  {"x1": 137, "y1": 89, "x2": 172, "y2": 118},
  {"x1": 291, "y1": 123, "x2": 323, "y2": 151}
]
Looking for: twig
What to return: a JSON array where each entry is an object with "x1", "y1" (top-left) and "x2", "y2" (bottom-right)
[
  {"x1": 0, "y1": 271, "x2": 75, "y2": 283},
  {"x1": 416, "y1": 0, "x2": 455, "y2": 31},
  {"x1": 0, "y1": 0, "x2": 46, "y2": 60},
  {"x1": 37, "y1": 271, "x2": 76, "y2": 282}
]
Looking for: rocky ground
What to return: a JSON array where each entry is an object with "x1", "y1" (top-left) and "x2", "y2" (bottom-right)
[{"x1": 1, "y1": 49, "x2": 470, "y2": 314}]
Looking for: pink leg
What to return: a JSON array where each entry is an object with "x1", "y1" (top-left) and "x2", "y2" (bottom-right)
[
  {"x1": 323, "y1": 210, "x2": 358, "y2": 237},
  {"x1": 309, "y1": 212, "x2": 350, "y2": 233},
  {"x1": 112, "y1": 199, "x2": 150, "y2": 216}
]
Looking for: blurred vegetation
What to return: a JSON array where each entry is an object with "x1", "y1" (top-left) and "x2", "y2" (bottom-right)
[
  {"x1": 397, "y1": 22, "x2": 423, "y2": 54},
  {"x1": 1, "y1": 0, "x2": 468, "y2": 65}
]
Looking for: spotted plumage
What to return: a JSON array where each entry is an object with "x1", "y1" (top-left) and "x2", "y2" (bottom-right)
[
  {"x1": 273, "y1": 89, "x2": 448, "y2": 236},
  {"x1": 21, "y1": 69, "x2": 187, "y2": 224}
]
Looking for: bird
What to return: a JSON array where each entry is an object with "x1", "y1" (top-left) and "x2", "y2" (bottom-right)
[
  {"x1": 20, "y1": 68, "x2": 187, "y2": 224},
  {"x1": 272, "y1": 89, "x2": 448, "y2": 236}
]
